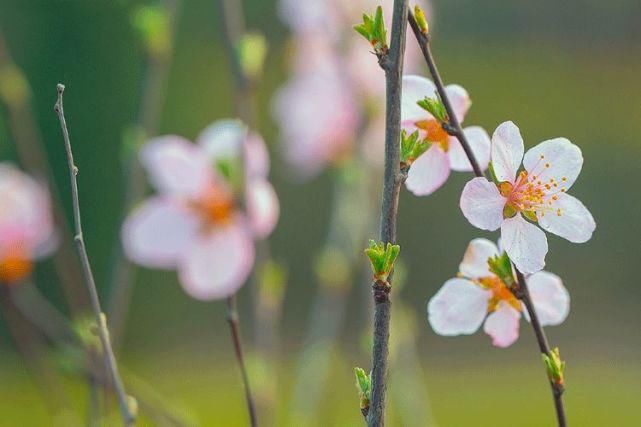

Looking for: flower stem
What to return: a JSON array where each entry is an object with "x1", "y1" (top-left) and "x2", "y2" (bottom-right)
[
  {"x1": 514, "y1": 269, "x2": 567, "y2": 427},
  {"x1": 368, "y1": 1, "x2": 410, "y2": 425},
  {"x1": 406, "y1": 11, "x2": 483, "y2": 177},
  {"x1": 407, "y1": 15, "x2": 567, "y2": 425},
  {"x1": 54, "y1": 84, "x2": 135, "y2": 427}
]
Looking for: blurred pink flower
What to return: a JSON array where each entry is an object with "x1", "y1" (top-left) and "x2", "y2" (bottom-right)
[
  {"x1": 0, "y1": 163, "x2": 57, "y2": 284},
  {"x1": 122, "y1": 120, "x2": 279, "y2": 300},
  {"x1": 427, "y1": 238, "x2": 569, "y2": 348},
  {"x1": 401, "y1": 75, "x2": 490, "y2": 196},
  {"x1": 460, "y1": 121, "x2": 595, "y2": 273},
  {"x1": 274, "y1": 0, "x2": 431, "y2": 178}
]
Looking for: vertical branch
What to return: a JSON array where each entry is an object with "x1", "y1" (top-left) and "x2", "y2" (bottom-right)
[
  {"x1": 54, "y1": 84, "x2": 135, "y2": 427},
  {"x1": 369, "y1": 1, "x2": 410, "y2": 426},
  {"x1": 108, "y1": 0, "x2": 181, "y2": 349},
  {"x1": 514, "y1": 269, "x2": 567, "y2": 427},
  {"x1": 0, "y1": 28, "x2": 88, "y2": 313},
  {"x1": 216, "y1": 0, "x2": 258, "y2": 425},
  {"x1": 407, "y1": 14, "x2": 567, "y2": 425}
]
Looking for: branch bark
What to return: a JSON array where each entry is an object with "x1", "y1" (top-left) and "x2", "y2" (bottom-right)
[
  {"x1": 406, "y1": 13, "x2": 567, "y2": 425},
  {"x1": 54, "y1": 84, "x2": 135, "y2": 427},
  {"x1": 368, "y1": 1, "x2": 410, "y2": 426}
]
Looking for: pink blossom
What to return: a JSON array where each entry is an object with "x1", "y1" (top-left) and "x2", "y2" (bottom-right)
[
  {"x1": 401, "y1": 75, "x2": 491, "y2": 196},
  {"x1": 122, "y1": 120, "x2": 279, "y2": 300},
  {"x1": 0, "y1": 163, "x2": 57, "y2": 284},
  {"x1": 460, "y1": 121, "x2": 596, "y2": 273},
  {"x1": 427, "y1": 239, "x2": 570, "y2": 347}
]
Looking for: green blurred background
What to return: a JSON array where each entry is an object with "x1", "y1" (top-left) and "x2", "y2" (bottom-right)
[{"x1": 0, "y1": 0, "x2": 640, "y2": 425}]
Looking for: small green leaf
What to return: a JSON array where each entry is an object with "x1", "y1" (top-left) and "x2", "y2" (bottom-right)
[
  {"x1": 400, "y1": 129, "x2": 430, "y2": 165},
  {"x1": 353, "y1": 6, "x2": 388, "y2": 54},
  {"x1": 354, "y1": 367, "x2": 371, "y2": 408},
  {"x1": 414, "y1": 5, "x2": 429, "y2": 34},
  {"x1": 487, "y1": 252, "x2": 515, "y2": 287},
  {"x1": 417, "y1": 97, "x2": 447, "y2": 123},
  {"x1": 364, "y1": 240, "x2": 400, "y2": 281},
  {"x1": 542, "y1": 347, "x2": 565, "y2": 386}
]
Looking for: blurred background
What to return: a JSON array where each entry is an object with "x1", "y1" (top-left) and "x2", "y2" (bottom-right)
[{"x1": 0, "y1": 0, "x2": 640, "y2": 425}]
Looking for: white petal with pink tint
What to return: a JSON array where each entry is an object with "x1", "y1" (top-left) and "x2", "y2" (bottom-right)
[
  {"x1": 122, "y1": 197, "x2": 200, "y2": 269},
  {"x1": 405, "y1": 145, "x2": 450, "y2": 196},
  {"x1": 140, "y1": 136, "x2": 212, "y2": 197},
  {"x1": 0, "y1": 163, "x2": 55, "y2": 253},
  {"x1": 460, "y1": 177, "x2": 506, "y2": 231},
  {"x1": 401, "y1": 75, "x2": 436, "y2": 123},
  {"x1": 427, "y1": 278, "x2": 491, "y2": 336},
  {"x1": 197, "y1": 119, "x2": 246, "y2": 162},
  {"x1": 445, "y1": 84, "x2": 471, "y2": 123},
  {"x1": 245, "y1": 132, "x2": 270, "y2": 179},
  {"x1": 459, "y1": 238, "x2": 500, "y2": 280},
  {"x1": 523, "y1": 138, "x2": 583, "y2": 190},
  {"x1": 246, "y1": 180, "x2": 279, "y2": 239},
  {"x1": 501, "y1": 215, "x2": 548, "y2": 274},
  {"x1": 527, "y1": 271, "x2": 570, "y2": 326},
  {"x1": 483, "y1": 302, "x2": 521, "y2": 347},
  {"x1": 538, "y1": 193, "x2": 595, "y2": 243},
  {"x1": 179, "y1": 221, "x2": 255, "y2": 300},
  {"x1": 448, "y1": 126, "x2": 491, "y2": 172},
  {"x1": 491, "y1": 121, "x2": 524, "y2": 183}
]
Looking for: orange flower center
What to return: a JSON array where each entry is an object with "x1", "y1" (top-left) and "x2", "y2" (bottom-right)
[
  {"x1": 0, "y1": 249, "x2": 33, "y2": 284},
  {"x1": 478, "y1": 276, "x2": 521, "y2": 313},
  {"x1": 415, "y1": 119, "x2": 449, "y2": 150},
  {"x1": 191, "y1": 185, "x2": 235, "y2": 226}
]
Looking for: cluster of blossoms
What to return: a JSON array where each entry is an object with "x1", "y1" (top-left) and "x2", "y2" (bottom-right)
[
  {"x1": 392, "y1": 60, "x2": 594, "y2": 346},
  {"x1": 122, "y1": 120, "x2": 279, "y2": 300},
  {"x1": 0, "y1": 163, "x2": 57, "y2": 284},
  {"x1": 274, "y1": 0, "x2": 429, "y2": 177}
]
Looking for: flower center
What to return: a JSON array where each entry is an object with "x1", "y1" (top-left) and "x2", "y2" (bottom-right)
[
  {"x1": 498, "y1": 166, "x2": 568, "y2": 219},
  {"x1": 0, "y1": 249, "x2": 33, "y2": 284},
  {"x1": 192, "y1": 185, "x2": 235, "y2": 226},
  {"x1": 478, "y1": 276, "x2": 521, "y2": 313},
  {"x1": 415, "y1": 119, "x2": 449, "y2": 150}
]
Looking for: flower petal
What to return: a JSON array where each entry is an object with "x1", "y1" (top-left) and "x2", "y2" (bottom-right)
[
  {"x1": 245, "y1": 132, "x2": 270, "y2": 179},
  {"x1": 246, "y1": 179, "x2": 279, "y2": 239},
  {"x1": 122, "y1": 197, "x2": 200, "y2": 269},
  {"x1": 445, "y1": 84, "x2": 471, "y2": 123},
  {"x1": 197, "y1": 119, "x2": 247, "y2": 162},
  {"x1": 179, "y1": 221, "x2": 255, "y2": 300},
  {"x1": 501, "y1": 215, "x2": 548, "y2": 274},
  {"x1": 140, "y1": 136, "x2": 213, "y2": 197},
  {"x1": 523, "y1": 138, "x2": 582, "y2": 191},
  {"x1": 460, "y1": 177, "x2": 506, "y2": 231},
  {"x1": 427, "y1": 278, "x2": 492, "y2": 336},
  {"x1": 459, "y1": 238, "x2": 500, "y2": 280},
  {"x1": 491, "y1": 121, "x2": 524, "y2": 183},
  {"x1": 483, "y1": 302, "x2": 521, "y2": 348},
  {"x1": 527, "y1": 271, "x2": 570, "y2": 326},
  {"x1": 538, "y1": 193, "x2": 595, "y2": 243},
  {"x1": 448, "y1": 126, "x2": 491, "y2": 172},
  {"x1": 405, "y1": 145, "x2": 451, "y2": 196},
  {"x1": 401, "y1": 75, "x2": 436, "y2": 123}
]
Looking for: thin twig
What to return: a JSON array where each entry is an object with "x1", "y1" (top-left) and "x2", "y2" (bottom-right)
[
  {"x1": 54, "y1": 84, "x2": 135, "y2": 427},
  {"x1": 514, "y1": 269, "x2": 567, "y2": 427},
  {"x1": 368, "y1": 1, "x2": 410, "y2": 426},
  {"x1": 406, "y1": 11, "x2": 483, "y2": 177},
  {"x1": 226, "y1": 296, "x2": 258, "y2": 427},
  {"x1": 406, "y1": 17, "x2": 567, "y2": 425},
  {"x1": 216, "y1": 0, "x2": 260, "y2": 425}
]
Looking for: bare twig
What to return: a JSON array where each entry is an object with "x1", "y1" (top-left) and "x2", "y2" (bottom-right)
[
  {"x1": 406, "y1": 12, "x2": 483, "y2": 177},
  {"x1": 406, "y1": 16, "x2": 567, "y2": 425},
  {"x1": 368, "y1": 1, "x2": 410, "y2": 426},
  {"x1": 0, "y1": 28, "x2": 88, "y2": 313},
  {"x1": 54, "y1": 84, "x2": 135, "y2": 427}
]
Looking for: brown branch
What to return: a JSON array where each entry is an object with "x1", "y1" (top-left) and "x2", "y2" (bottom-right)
[
  {"x1": 54, "y1": 84, "x2": 135, "y2": 427},
  {"x1": 406, "y1": 14, "x2": 567, "y2": 425},
  {"x1": 406, "y1": 12, "x2": 483, "y2": 177},
  {"x1": 368, "y1": 1, "x2": 410, "y2": 426}
]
